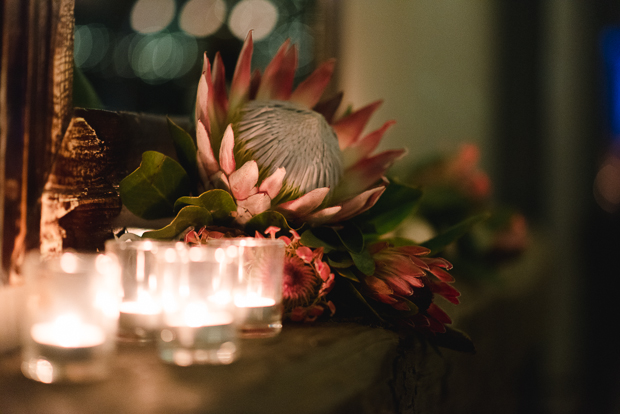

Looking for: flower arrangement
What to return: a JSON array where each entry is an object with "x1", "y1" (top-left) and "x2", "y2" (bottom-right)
[
  {"x1": 402, "y1": 143, "x2": 528, "y2": 283},
  {"x1": 118, "y1": 32, "x2": 485, "y2": 352}
]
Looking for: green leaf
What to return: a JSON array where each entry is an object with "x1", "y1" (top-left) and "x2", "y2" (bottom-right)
[
  {"x1": 327, "y1": 251, "x2": 355, "y2": 268},
  {"x1": 355, "y1": 180, "x2": 423, "y2": 235},
  {"x1": 335, "y1": 222, "x2": 364, "y2": 253},
  {"x1": 73, "y1": 64, "x2": 103, "y2": 109},
  {"x1": 345, "y1": 281, "x2": 384, "y2": 321},
  {"x1": 433, "y1": 326, "x2": 476, "y2": 354},
  {"x1": 350, "y1": 249, "x2": 375, "y2": 276},
  {"x1": 174, "y1": 189, "x2": 237, "y2": 224},
  {"x1": 167, "y1": 118, "x2": 198, "y2": 186},
  {"x1": 245, "y1": 211, "x2": 290, "y2": 237},
  {"x1": 335, "y1": 268, "x2": 359, "y2": 282},
  {"x1": 421, "y1": 213, "x2": 490, "y2": 256},
  {"x1": 299, "y1": 228, "x2": 340, "y2": 252},
  {"x1": 119, "y1": 151, "x2": 192, "y2": 220},
  {"x1": 381, "y1": 237, "x2": 418, "y2": 247},
  {"x1": 142, "y1": 206, "x2": 213, "y2": 239}
]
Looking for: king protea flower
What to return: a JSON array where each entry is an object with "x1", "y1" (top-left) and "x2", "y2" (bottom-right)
[
  {"x1": 195, "y1": 31, "x2": 406, "y2": 226},
  {"x1": 364, "y1": 242, "x2": 458, "y2": 333}
]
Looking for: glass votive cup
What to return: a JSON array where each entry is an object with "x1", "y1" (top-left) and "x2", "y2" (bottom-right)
[
  {"x1": 105, "y1": 239, "x2": 179, "y2": 342},
  {"x1": 20, "y1": 251, "x2": 121, "y2": 383},
  {"x1": 157, "y1": 244, "x2": 238, "y2": 366},
  {"x1": 206, "y1": 238, "x2": 285, "y2": 338}
]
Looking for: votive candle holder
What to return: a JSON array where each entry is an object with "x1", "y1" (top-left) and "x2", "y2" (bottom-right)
[
  {"x1": 157, "y1": 244, "x2": 238, "y2": 366},
  {"x1": 105, "y1": 240, "x2": 177, "y2": 342},
  {"x1": 206, "y1": 238, "x2": 285, "y2": 338},
  {"x1": 20, "y1": 251, "x2": 121, "y2": 383}
]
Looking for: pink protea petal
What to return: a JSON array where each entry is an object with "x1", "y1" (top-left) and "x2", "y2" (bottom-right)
[
  {"x1": 296, "y1": 246, "x2": 314, "y2": 263},
  {"x1": 258, "y1": 167, "x2": 286, "y2": 199},
  {"x1": 378, "y1": 257, "x2": 426, "y2": 279},
  {"x1": 427, "y1": 265, "x2": 455, "y2": 283},
  {"x1": 278, "y1": 236, "x2": 292, "y2": 245},
  {"x1": 256, "y1": 39, "x2": 296, "y2": 101},
  {"x1": 304, "y1": 206, "x2": 341, "y2": 226},
  {"x1": 338, "y1": 149, "x2": 407, "y2": 200},
  {"x1": 236, "y1": 193, "x2": 272, "y2": 224},
  {"x1": 421, "y1": 256, "x2": 453, "y2": 270},
  {"x1": 219, "y1": 124, "x2": 236, "y2": 175},
  {"x1": 368, "y1": 241, "x2": 389, "y2": 255},
  {"x1": 195, "y1": 53, "x2": 210, "y2": 131},
  {"x1": 399, "y1": 273, "x2": 425, "y2": 288},
  {"x1": 315, "y1": 260, "x2": 330, "y2": 281},
  {"x1": 209, "y1": 171, "x2": 230, "y2": 192},
  {"x1": 264, "y1": 226, "x2": 280, "y2": 239},
  {"x1": 211, "y1": 52, "x2": 229, "y2": 129},
  {"x1": 384, "y1": 275, "x2": 414, "y2": 296},
  {"x1": 427, "y1": 303, "x2": 452, "y2": 325},
  {"x1": 229, "y1": 31, "x2": 253, "y2": 116},
  {"x1": 427, "y1": 315, "x2": 446, "y2": 333},
  {"x1": 289, "y1": 229, "x2": 301, "y2": 241},
  {"x1": 327, "y1": 301, "x2": 336, "y2": 316},
  {"x1": 430, "y1": 280, "x2": 461, "y2": 304},
  {"x1": 398, "y1": 245, "x2": 432, "y2": 257},
  {"x1": 342, "y1": 120, "x2": 396, "y2": 168},
  {"x1": 229, "y1": 160, "x2": 259, "y2": 200},
  {"x1": 276, "y1": 187, "x2": 330, "y2": 217},
  {"x1": 249, "y1": 69, "x2": 261, "y2": 100},
  {"x1": 408, "y1": 255, "x2": 431, "y2": 271},
  {"x1": 313, "y1": 92, "x2": 343, "y2": 124},
  {"x1": 196, "y1": 120, "x2": 220, "y2": 176},
  {"x1": 290, "y1": 58, "x2": 336, "y2": 108},
  {"x1": 185, "y1": 230, "x2": 200, "y2": 245},
  {"x1": 318, "y1": 272, "x2": 335, "y2": 297},
  {"x1": 332, "y1": 100, "x2": 383, "y2": 150},
  {"x1": 328, "y1": 185, "x2": 385, "y2": 223},
  {"x1": 365, "y1": 275, "x2": 393, "y2": 296}
]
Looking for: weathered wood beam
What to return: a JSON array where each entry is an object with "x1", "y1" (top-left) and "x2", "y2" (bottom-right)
[{"x1": 0, "y1": 0, "x2": 74, "y2": 283}]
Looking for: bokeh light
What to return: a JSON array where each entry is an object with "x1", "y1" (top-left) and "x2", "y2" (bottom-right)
[
  {"x1": 229, "y1": 0, "x2": 279, "y2": 41},
  {"x1": 74, "y1": 24, "x2": 110, "y2": 69},
  {"x1": 180, "y1": 0, "x2": 227, "y2": 38},
  {"x1": 130, "y1": 0, "x2": 176, "y2": 34}
]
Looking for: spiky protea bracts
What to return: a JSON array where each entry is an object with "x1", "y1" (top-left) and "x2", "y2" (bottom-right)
[
  {"x1": 364, "y1": 242, "x2": 458, "y2": 333},
  {"x1": 195, "y1": 31, "x2": 406, "y2": 227}
]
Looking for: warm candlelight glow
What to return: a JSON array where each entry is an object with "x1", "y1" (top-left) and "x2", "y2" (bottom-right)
[
  {"x1": 120, "y1": 290, "x2": 161, "y2": 315},
  {"x1": 234, "y1": 294, "x2": 276, "y2": 308},
  {"x1": 31, "y1": 315, "x2": 106, "y2": 348}
]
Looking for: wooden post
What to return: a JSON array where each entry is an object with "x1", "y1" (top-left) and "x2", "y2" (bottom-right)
[{"x1": 0, "y1": 0, "x2": 74, "y2": 283}]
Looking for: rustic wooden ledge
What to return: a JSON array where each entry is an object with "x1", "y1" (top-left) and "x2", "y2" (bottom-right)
[{"x1": 0, "y1": 322, "x2": 447, "y2": 414}]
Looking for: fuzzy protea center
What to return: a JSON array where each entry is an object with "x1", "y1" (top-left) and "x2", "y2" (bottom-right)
[
  {"x1": 282, "y1": 254, "x2": 320, "y2": 307},
  {"x1": 234, "y1": 100, "x2": 343, "y2": 201}
]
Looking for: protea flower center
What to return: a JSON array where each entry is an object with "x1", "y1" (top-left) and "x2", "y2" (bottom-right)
[{"x1": 234, "y1": 100, "x2": 344, "y2": 200}]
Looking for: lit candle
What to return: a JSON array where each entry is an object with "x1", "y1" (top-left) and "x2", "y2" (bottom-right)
[
  {"x1": 234, "y1": 293, "x2": 282, "y2": 337},
  {"x1": 234, "y1": 294, "x2": 276, "y2": 308},
  {"x1": 31, "y1": 314, "x2": 105, "y2": 348},
  {"x1": 118, "y1": 289, "x2": 162, "y2": 341}
]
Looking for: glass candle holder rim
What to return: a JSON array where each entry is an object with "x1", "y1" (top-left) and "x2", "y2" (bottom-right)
[
  {"x1": 105, "y1": 239, "x2": 187, "y2": 252},
  {"x1": 202, "y1": 237, "x2": 285, "y2": 248},
  {"x1": 23, "y1": 250, "x2": 119, "y2": 277}
]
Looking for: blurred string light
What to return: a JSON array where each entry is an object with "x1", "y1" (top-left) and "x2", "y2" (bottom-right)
[
  {"x1": 75, "y1": 0, "x2": 315, "y2": 86},
  {"x1": 112, "y1": 31, "x2": 198, "y2": 84},
  {"x1": 229, "y1": 0, "x2": 278, "y2": 41},
  {"x1": 74, "y1": 24, "x2": 110, "y2": 69},
  {"x1": 130, "y1": 0, "x2": 176, "y2": 34},
  {"x1": 180, "y1": 0, "x2": 226, "y2": 38}
]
